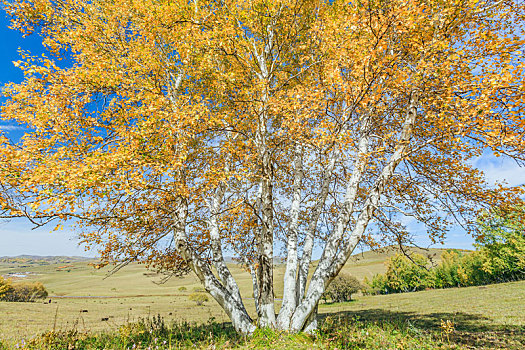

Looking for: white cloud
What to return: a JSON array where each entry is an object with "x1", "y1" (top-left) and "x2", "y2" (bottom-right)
[
  {"x1": 473, "y1": 151, "x2": 525, "y2": 187},
  {"x1": 0, "y1": 124, "x2": 28, "y2": 131}
]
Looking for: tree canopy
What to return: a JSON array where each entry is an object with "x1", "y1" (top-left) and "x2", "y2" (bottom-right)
[{"x1": 1, "y1": 0, "x2": 524, "y2": 334}]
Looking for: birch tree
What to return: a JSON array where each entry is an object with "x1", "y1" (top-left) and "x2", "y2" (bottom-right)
[{"x1": 1, "y1": 0, "x2": 525, "y2": 334}]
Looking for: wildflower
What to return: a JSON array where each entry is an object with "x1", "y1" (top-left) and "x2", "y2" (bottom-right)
[{"x1": 440, "y1": 319, "x2": 455, "y2": 343}]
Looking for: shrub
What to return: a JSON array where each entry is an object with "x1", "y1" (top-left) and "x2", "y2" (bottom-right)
[
  {"x1": 0, "y1": 276, "x2": 13, "y2": 298},
  {"x1": 178, "y1": 286, "x2": 187, "y2": 292},
  {"x1": 0, "y1": 281, "x2": 48, "y2": 302},
  {"x1": 324, "y1": 273, "x2": 362, "y2": 302},
  {"x1": 475, "y1": 206, "x2": 525, "y2": 282},
  {"x1": 189, "y1": 292, "x2": 209, "y2": 306},
  {"x1": 363, "y1": 274, "x2": 388, "y2": 295},
  {"x1": 456, "y1": 250, "x2": 492, "y2": 286},
  {"x1": 432, "y1": 250, "x2": 468, "y2": 288},
  {"x1": 363, "y1": 213, "x2": 525, "y2": 295},
  {"x1": 385, "y1": 253, "x2": 433, "y2": 293},
  {"x1": 364, "y1": 253, "x2": 433, "y2": 295}
]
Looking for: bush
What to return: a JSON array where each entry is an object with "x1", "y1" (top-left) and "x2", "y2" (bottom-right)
[
  {"x1": 0, "y1": 281, "x2": 48, "y2": 302},
  {"x1": 324, "y1": 273, "x2": 362, "y2": 302},
  {"x1": 432, "y1": 250, "x2": 470, "y2": 288},
  {"x1": 363, "y1": 210, "x2": 525, "y2": 295},
  {"x1": 0, "y1": 276, "x2": 13, "y2": 298},
  {"x1": 178, "y1": 286, "x2": 187, "y2": 292},
  {"x1": 385, "y1": 253, "x2": 433, "y2": 293},
  {"x1": 475, "y1": 206, "x2": 525, "y2": 282},
  {"x1": 364, "y1": 253, "x2": 433, "y2": 295},
  {"x1": 189, "y1": 292, "x2": 209, "y2": 306},
  {"x1": 363, "y1": 274, "x2": 388, "y2": 295}
]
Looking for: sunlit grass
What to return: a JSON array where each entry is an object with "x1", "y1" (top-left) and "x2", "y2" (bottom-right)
[{"x1": 1, "y1": 250, "x2": 522, "y2": 349}]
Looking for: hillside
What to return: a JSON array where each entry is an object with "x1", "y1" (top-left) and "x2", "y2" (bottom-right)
[{"x1": 0, "y1": 246, "x2": 456, "y2": 298}]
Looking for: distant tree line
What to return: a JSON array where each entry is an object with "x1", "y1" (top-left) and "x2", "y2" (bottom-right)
[{"x1": 364, "y1": 207, "x2": 525, "y2": 295}]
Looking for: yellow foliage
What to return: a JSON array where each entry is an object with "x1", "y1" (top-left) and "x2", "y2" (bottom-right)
[{"x1": 0, "y1": 0, "x2": 524, "y2": 326}]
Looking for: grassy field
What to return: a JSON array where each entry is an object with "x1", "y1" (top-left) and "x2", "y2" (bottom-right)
[{"x1": 0, "y1": 248, "x2": 523, "y2": 349}]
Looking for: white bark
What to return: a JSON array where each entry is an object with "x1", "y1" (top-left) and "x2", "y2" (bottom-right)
[
  {"x1": 297, "y1": 152, "x2": 338, "y2": 302},
  {"x1": 208, "y1": 186, "x2": 244, "y2": 307},
  {"x1": 329, "y1": 92, "x2": 420, "y2": 276},
  {"x1": 289, "y1": 93, "x2": 419, "y2": 332},
  {"x1": 250, "y1": 265, "x2": 261, "y2": 316},
  {"x1": 302, "y1": 305, "x2": 318, "y2": 334},
  {"x1": 276, "y1": 144, "x2": 303, "y2": 329},
  {"x1": 173, "y1": 198, "x2": 255, "y2": 335},
  {"x1": 252, "y1": 28, "x2": 277, "y2": 327},
  {"x1": 256, "y1": 173, "x2": 276, "y2": 327}
]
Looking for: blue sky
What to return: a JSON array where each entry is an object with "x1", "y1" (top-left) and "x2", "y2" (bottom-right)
[
  {"x1": 0, "y1": 11, "x2": 524, "y2": 257},
  {"x1": 0, "y1": 12, "x2": 89, "y2": 256}
]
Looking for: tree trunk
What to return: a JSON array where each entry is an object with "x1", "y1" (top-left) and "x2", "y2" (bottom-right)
[
  {"x1": 276, "y1": 144, "x2": 303, "y2": 329},
  {"x1": 173, "y1": 198, "x2": 255, "y2": 335}
]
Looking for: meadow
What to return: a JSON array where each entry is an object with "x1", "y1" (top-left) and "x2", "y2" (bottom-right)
[{"x1": 0, "y1": 248, "x2": 523, "y2": 349}]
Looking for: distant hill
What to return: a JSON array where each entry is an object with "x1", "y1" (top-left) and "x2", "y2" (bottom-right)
[
  {"x1": 349, "y1": 245, "x2": 472, "y2": 264},
  {"x1": 336, "y1": 245, "x2": 473, "y2": 281},
  {"x1": 351, "y1": 245, "x2": 465, "y2": 259},
  {"x1": 0, "y1": 246, "x2": 470, "y2": 267},
  {"x1": 0, "y1": 246, "x2": 474, "y2": 297},
  {"x1": 0, "y1": 255, "x2": 95, "y2": 264}
]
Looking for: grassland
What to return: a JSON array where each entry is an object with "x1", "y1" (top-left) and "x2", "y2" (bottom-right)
[{"x1": 0, "y1": 247, "x2": 523, "y2": 349}]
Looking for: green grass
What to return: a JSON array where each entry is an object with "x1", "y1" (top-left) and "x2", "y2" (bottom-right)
[
  {"x1": 3, "y1": 315, "x2": 467, "y2": 349},
  {"x1": 8, "y1": 309, "x2": 524, "y2": 349},
  {"x1": 321, "y1": 280, "x2": 525, "y2": 329},
  {"x1": 1, "y1": 248, "x2": 522, "y2": 349}
]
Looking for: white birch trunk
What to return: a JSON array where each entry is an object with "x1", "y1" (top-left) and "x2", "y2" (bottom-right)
[
  {"x1": 276, "y1": 144, "x2": 303, "y2": 329},
  {"x1": 209, "y1": 188, "x2": 244, "y2": 306},
  {"x1": 173, "y1": 198, "x2": 255, "y2": 335},
  {"x1": 250, "y1": 265, "x2": 261, "y2": 316},
  {"x1": 252, "y1": 31, "x2": 277, "y2": 327},
  {"x1": 297, "y1": 153, "x2": 338, "y2": 302},
  {"x1": 289, "y1": 93, "x2": 419, "y2": 332}
]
